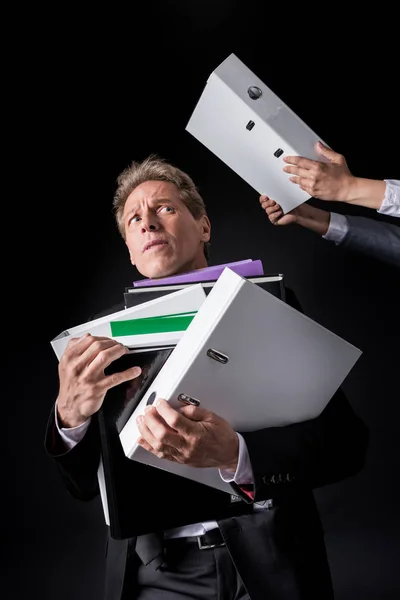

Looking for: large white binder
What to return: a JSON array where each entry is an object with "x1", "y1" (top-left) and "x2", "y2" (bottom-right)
[
  {"x1": 186, "y1": 53, "x2": 330, "y2": 214},
  {"x1": 119, "y1": 268, "x2": 362, "y2": 493}
]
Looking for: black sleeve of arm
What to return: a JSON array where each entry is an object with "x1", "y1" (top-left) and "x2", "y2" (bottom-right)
[
  {"x1": 237, "y1": 387, "x2": 369, "y2": 503},
  {"x1": 44, "y1": 406, "x2": 100, "y2": 501}
]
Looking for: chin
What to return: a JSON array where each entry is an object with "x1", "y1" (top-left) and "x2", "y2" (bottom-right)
[{"x1": 138, "y1": 258, "x2": 181, "y2": 280}]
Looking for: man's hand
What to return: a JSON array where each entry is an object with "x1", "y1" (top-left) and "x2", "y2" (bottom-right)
[
  {"x1": 282, "y1": 141, "x2": 355, "y2": 202},
  {"x1": 136, "y1": 398, "x2": 239, "y2": 471},
  {"x1": 56, "y1": 334, "x2": 142, "y2": 428}
]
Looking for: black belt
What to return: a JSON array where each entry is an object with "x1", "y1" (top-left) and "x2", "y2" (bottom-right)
[{"x1": 164, "y1": 527, "x2": 226, "y2": 550}]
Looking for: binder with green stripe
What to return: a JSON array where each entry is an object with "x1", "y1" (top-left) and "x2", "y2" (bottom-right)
[{"x1": 110, "y1": 311, "x2": 197, "y2": 337}]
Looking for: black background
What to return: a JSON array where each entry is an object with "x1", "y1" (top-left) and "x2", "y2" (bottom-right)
[{"x1": 2, "y1": 3, "x2": 399, "y2": 599}]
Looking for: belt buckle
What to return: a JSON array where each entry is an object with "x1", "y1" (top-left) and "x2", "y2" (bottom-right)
[{"x1": 197, "y1": 535, "x2": 226, "y2": 550}]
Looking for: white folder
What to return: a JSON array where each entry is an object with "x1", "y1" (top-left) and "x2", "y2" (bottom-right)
[
  {"x1": 119, "y1": 267, "x2": 362, "y2": 493},
  {"x1": 50, "y1": 284, "x2": 207, "y2": 360},
  {"x1": 186, "y1": 53, "x2": 330, "y2": 214}
]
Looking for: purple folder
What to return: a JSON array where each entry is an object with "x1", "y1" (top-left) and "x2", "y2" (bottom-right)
[{"x1": 132, "y1": 259, "x2": 264, "y2": 288}]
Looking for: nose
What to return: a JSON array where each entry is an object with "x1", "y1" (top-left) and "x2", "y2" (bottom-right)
[{"x1": 141, "y1": 213, "x2": 159, "y2": 233}]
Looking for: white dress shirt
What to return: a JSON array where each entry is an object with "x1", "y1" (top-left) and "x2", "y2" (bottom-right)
[
  {"x1": 323, "y1": 179, "x2": 400, "y2": 243},
  {"x1": 55, "y1": 408, "x2": 263, "y2": 538}
]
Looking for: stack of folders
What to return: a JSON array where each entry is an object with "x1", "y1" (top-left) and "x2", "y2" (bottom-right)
[
  {"x1": 117, "y1": 267, "x2": 362, "y2": 497},
  {"x1": 50, "y1": 261, "x2": 362, "y2": 538},
  {"x1": 50, "y1": 259, "x2": 268, "y2": 359},
  {"x1": 50, "y1": 259, "x2": 277, "y2": 537},
  {"x1": 124, "y1": 258, "x2": 285, "y2": 308}
]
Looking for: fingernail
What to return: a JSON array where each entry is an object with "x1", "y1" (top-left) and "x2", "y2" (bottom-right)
[
  {"x1": 136, "y1": 416, "x2": 143, "y2": 425},
  {"x1": 144, "y1": 405, "x2": 152, "y2": 413}
]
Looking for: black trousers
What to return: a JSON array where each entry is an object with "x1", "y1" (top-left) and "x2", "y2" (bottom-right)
[{"x1": 122, "y1": 538, "x2": 250, "y2": 600}]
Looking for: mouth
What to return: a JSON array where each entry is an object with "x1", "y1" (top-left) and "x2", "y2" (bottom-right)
[{"x1": 143, "y1": 240, "x2": 169, "y2": 253}]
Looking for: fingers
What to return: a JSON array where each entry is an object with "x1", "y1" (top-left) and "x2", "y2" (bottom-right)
[
  {"x1": 136, "y1": 405, "x2": 182, "y2": 458},
  {"x1": 260, "y1": 196, "x2": 281, "y2": 213},
  {"x1": 64, "y1": 333, "x2": 113, "y2": 360},
  {"x1": 283, "y1": 165, "x2": 314, "y2": 179},
  {"x1": 315, "y1": 141, "x2": 341, "y2": 162},
  {"x1": 178, "y1": 403, "x2": 210, "y2": 422},
  {"x1": 137, "y1": 411, "x2": 165, "y2": 454},
  {"x1": 260, "y1": 195, "x2": 275, "y2": 207},
  {"x1": 144, "y1": 404, "x2": 178, "y2": 434},
  {"x1": 84, "y1": 340, "x2": 130, "y2": 375},
  {"x1": 260, "y1": 196, "x2": 284, "y2": 223},
  {"x1": 82, "y1": 338, "x2": 127, "y2": 369},
  {"x1": 152, "y1": 398, "x2": 195, "y2": 435},
  {"x1": 61, "y1": 336, "x2": 130, "y2": 382},
  {"x1": 269, "y1": 210, "x2": 284, "y2": 224},
  {"x1": 103, "y1": 365, "x2": 142, "y2": 392},
  {"x1": 288, "y1": 176, "x2": 313, "y2": 194},
  {"x1": 283, "y1": 155, "x2": 316, "y2": 169}
]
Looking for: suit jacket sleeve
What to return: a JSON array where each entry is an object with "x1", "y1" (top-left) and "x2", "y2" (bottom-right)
[
  {"x1": 44, "y1": 406, "x2": 100, "y2": 501},
  {"x1": 339, "y1": 215, "x2": 400, "y2": 268},
  {"x1": 233, "y1": 387, "x2": 369, "y2": 503},
  {"x1": 44, "y1": 303, "x2": 125, "y2": 501}
]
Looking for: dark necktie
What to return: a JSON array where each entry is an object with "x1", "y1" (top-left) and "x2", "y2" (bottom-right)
[{"x1": 134, "y1": 531, "x2": 165, "y2": 570}]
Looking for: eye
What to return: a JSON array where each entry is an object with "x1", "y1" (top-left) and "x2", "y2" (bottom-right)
[
  {"x1": 158, "y1": 206, "x2": 175, "y2": 214},
  {"x1": 129, "y1": 215, "x2": 141, "y2": 225}
]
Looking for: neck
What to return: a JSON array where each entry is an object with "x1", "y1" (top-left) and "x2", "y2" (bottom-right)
[{"x1": 176, "y1": 255, "x2": 208, "y2": 275}]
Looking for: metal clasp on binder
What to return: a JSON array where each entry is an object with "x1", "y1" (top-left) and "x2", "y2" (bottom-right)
[
  {"x1": 177, "y1": 393, "x2": 201, "y2": 407},
  {"x1": 206, "y1": 349, "x2": 229, "y2": 364}
]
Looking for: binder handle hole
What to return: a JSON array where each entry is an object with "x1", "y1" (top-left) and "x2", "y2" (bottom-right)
[{"x1": 146, "y1": 391, "x2": 157, "y2": 406}]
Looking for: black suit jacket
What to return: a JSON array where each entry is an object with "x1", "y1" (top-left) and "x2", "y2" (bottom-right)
[
  {"x1": 338, "y1": 215, "x2": 400, "y2": 268},
  {"x1": 45, "y1": 289, "x2": 369, "y2": 600}
]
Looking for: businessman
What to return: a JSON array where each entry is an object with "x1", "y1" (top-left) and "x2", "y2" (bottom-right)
[
  {"x1": 261, "y1": 143, "x2": 400, "y2": 268},
  {"x1": 46, "y1": 154, "x2": 369, "y2": 600}
]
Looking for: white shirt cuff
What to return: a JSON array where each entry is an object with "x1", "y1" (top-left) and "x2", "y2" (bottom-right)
[
  {"x1": 323, "y1": 212, "x2": 349, "y2": 244},
  {"x1": 54, "y1": 405, "x2": 91, "y2": 450},
  {"x1": 219, "y1": 432, "x2": 254, "y2": 485},
  {"x1": 378, "y1": 180, "x2": 400, "y2": 217}
]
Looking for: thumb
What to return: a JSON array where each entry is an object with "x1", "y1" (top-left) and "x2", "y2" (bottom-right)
[{"x1": 316, "y1": 141, "x2": 341, "y2": 163}]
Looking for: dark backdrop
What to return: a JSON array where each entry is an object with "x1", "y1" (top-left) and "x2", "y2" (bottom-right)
[{"x1": 3, "y1": 3, "x2": 399, "y2": 599}]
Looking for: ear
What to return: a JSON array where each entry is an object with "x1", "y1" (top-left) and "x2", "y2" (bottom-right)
[{"x1": 200, "y1": 215, "x2": 211, "y2": 243}]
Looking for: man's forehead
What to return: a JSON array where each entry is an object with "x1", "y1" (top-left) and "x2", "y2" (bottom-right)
[{"x1": 126, "y1": 180, "x2": 180, "y2": 209}]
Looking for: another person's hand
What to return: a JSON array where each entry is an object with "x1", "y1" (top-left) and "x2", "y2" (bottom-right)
[
  {"x1": 136, "y1": 398, "x2": 239, "y2": 471},
  {"x1": 260, "y1": 195, "x2": 331, "y2": 236},
  {"x1": 260, "y1": 195, "x2": 305, "y2": 226},
  {"x1": 56, "y1": 334, "x2": 142, "y2": 428},
  {"x1": 283, "y1": 141, "x2": 354, "y2": 202}
]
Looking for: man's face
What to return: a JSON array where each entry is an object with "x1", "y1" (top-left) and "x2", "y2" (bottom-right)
[{"x1": 123, "y1": 180, "x2": 211, "y2": 279}]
